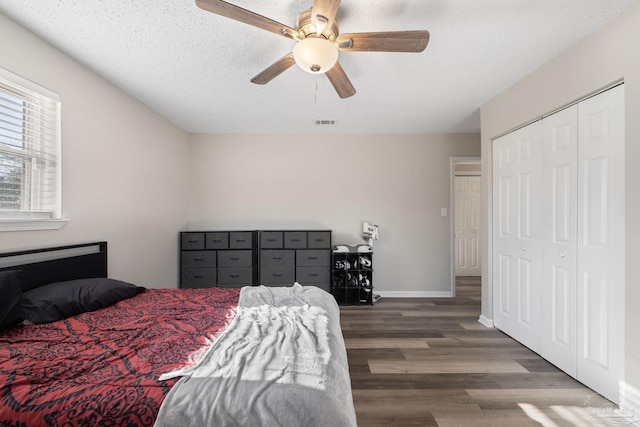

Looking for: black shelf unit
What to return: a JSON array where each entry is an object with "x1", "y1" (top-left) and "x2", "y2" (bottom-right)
[{"x1": 331, "y1": 251, "x2": 373, "y2": 305}]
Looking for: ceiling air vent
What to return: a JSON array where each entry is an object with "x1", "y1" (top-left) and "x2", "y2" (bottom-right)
[{"x1": 315, "y1": 120, "x2": 336, "y2": 125}]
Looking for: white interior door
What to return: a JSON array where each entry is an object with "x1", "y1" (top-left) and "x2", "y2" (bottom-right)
[
  {"x1": 492, "y1": 122, "x2": 542, "y2": 351},
  {"x1": 540, "y1": 105, "x2": 578, "y2": 376},
  {"x1": 455, "y1": 176, "x2": 481, "y2": 276},
  {"x1": 576, "y1": 85, "x2": 625, "y2": 403}
]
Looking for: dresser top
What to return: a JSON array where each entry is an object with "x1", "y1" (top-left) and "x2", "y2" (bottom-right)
[{"x1": 182, "y1": 220, "x2": 330, "y2": 232}]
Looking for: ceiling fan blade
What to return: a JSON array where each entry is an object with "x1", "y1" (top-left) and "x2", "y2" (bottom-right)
[
  {"x1": 337, "y1": 30, "x2": 430, "y2": 52},
  {"x1": 250, "y1": 53, "x2": 296, "y2": 85},
  {"x1": 195, "y1": 0, "x2": 297, "y2": 39},
  {"x1": 311, "y1": 0, "x2": 341, "y2": 32},
  {"x1": 326, "y1": 62, "x2": 356, "y2": 99}
]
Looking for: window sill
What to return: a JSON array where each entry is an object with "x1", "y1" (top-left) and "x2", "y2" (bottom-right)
[{"x1": 0, "y1": 218, "x2": 69, "y2": 232}]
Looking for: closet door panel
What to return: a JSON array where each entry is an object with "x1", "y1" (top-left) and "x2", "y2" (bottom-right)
[
  {"x1": 492, "y1": 85, "x2": 625, "y2": 404},
  {"x1": 497, "y1": 253, "x2": 512, "y2": 317},
  {"x1": 517, "y1": 258, "x2": 533, "y2": 326},
  {"x1": 540, "y1": 105, "x2": 578, "y2": 376},
  {"x1": 551, "y1": 266, "x2": 573, "y2": 345},
  {"x1": 492, "y1": 122, "x2": 542, "y2": 351},
  {"x1": 576, "y1": 85, "x2": 625, "y2": 403},
  {"x1": 493, "y1": 138, "x2": 517, "y2": 338},
  {"x1": 583, "y1": 273, "x2": 609, "y2": 364}
]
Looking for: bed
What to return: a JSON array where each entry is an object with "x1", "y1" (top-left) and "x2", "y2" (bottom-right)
[{"x1": 0, "y1": 242, "x2": 356, "y2": 427}]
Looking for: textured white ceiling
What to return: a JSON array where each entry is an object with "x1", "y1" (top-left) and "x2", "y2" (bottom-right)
[{"x1": 0, "y1": 0, "x2": 638, "y2": 133}]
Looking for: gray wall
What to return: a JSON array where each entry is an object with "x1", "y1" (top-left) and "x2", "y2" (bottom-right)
[
  {"x1": 188, "y1": 133, "x2": 480, "y2": 295},
  {"x1": 0, "y1": 13, "x2": 191, "y2": 288}
]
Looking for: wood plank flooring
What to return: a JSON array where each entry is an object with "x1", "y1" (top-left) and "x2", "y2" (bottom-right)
[{"x1": 341, "y1": 277, "x2": 624, "y2": 426}]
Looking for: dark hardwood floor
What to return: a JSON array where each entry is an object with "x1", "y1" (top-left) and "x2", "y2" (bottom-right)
[{"x1": 340, "y1": 277, "x2": 623, "y2": 426}]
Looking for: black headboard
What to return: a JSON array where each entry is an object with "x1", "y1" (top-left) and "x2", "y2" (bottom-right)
[{"x1": 0, "y1": 242, "x2": 107, "y2": 292}]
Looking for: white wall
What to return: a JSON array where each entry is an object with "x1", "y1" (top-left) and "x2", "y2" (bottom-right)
[
  {"x1": 188, "y1": 133, "x2": 480, "y2": 295},
  {"x1": 0, "y1": 13, "x2": 191, "y2": 288},
  {"x1": 480, "y1": 3, "x2": 640, "y2": 410}
]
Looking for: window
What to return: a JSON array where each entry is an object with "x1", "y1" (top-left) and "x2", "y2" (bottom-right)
[{"x1": 0, "y1": 67, "x2": 65, "y2": 231}]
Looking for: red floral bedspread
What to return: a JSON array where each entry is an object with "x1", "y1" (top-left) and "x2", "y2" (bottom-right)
[{"x1": 0, "y1": 288, "x2": 240, "y2": 427}]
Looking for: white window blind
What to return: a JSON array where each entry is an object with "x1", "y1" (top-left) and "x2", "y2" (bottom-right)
[{"x1": 0, "y1": 68, "x2": 61, "y2": 221}]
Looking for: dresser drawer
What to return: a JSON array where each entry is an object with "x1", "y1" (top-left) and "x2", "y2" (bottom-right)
[
  {"x1": 218, "y1": 267, "x2": 253, "y2": 286},
  {"x1": 308, "y1": 231, "x2": 331, "y2": 248},
  {"x1": 260, "y1": 250, "x2": 294, "y2": 267},
  {"x1": 182, "y1": 251, "x2": 216, "y2": 268},
  {"x1": 296, "y1": 266, "x2": 330, "y2": 284},
  {"x1": 260, "y1": 267, "x2": 295, "y2": 285},
  {"x1": 181, "y1": 268, "x2": 216, "y2": 288},
  {"x1": 218, "y1": 250, "x2": 253, "y2": 267},
  {"x1": 206, "y1": 232, "x2": 229, "y2": 249},
  {"x1": 229, "y1": 231, "x2": 253, "y2": 249},
  {"x1": 181, "y1": 233, "x2": 205, "y2": 250},
  {"x1": 284, "y1": 231, "x2": 307, "y2": 248},
  {"x1": 260, "y1": 231, "x2": 283, "y2": 248},
  {"x1": 296, "y1": 250, "x2": 330, "y2": 266}
]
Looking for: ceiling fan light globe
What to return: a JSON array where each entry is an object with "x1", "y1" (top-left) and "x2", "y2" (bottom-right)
[{"x1": 293, "y1": 37, "x2": 339, "y2": 74}]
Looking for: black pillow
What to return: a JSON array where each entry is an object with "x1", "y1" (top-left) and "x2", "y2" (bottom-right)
[
  {"x1": 0, "y1": 270, "x2": 24, "y2": 331},
  {"x1": 21, "y1": 278, "x2": 146, "y2": 325}
]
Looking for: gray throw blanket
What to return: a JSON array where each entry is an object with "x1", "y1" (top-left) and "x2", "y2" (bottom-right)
[{"x1": 154, "y1": 284, "x2": 357, "y2": 427}]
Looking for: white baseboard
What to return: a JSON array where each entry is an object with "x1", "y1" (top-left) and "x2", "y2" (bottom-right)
[
  {"x1": 376, "y1": 291, "x2": 453, "y2": 298},
  {"x1": 477, "y1": 315, "x2": 494, "y2": 328}
]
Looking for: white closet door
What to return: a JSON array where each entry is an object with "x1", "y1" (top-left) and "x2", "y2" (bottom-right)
[
  {"x1": 540, "y1": 105, "x2": 578, "y2": 376},
  {"x1": 492, "y1": 122, "x2": 542, "y2": 351},
  {"x1": 576, "y1": 85, "x2": 625, "y2": 403},
  {"x1": 455, "y1": 176, "x2": 481, "y2": 276}
]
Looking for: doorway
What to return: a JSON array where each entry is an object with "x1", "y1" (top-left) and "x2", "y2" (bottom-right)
[{"x1": 450, "y1": 158, "x2": 481, "y2": 296}]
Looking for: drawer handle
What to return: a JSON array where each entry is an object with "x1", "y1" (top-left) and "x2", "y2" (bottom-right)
[
  {"x1": 273, "y1": 257, "x2": 283, "y2": 260},
  {"x1": 309, "y1": 273, "x2": 318, "y2": 277},
  {"x1": 308, "y1": 256, "x2": 318, "y2": 260},
  {"x1": 267, "y1": 238, "x2": 277, "y2": 242},
  {"x1": 193, "y1": 258, "x2": 205, "y2": 261},
  {"x1": 194, "y1": 275, "x2": 204, "y2": 279},
  {"x1": 291, "y1": 238, "x2": 301, "y2": 242},
  {"x1": 230, "y1": 274, "x2": 239, "y2": 278},
  {"x1": 211, "y1": 239, "x2": 223, "y2": 243},
  {"x1": 230, "y1": 257, "x2": 240, "y2": 261},
  {"x1": 235, "y1": 239, "x2": 246, "y2": 242},
  {"x1": 273, "y1": 274, "x2": 282, "y2": 277},
  {"x1": 187, "y1": 239, "x2": 199, "y2": 243},
  {"x1": 314, "y1": 239, "x2": 324, "y2": 242}
]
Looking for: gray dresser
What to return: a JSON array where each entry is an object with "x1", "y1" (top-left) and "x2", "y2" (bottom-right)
[
  {"x1": 180, "y1": 230, "x2": 257, "y2": 288},
  {"x1": 259, "y1": 230, "x2": 332, "y2": 291},
  {"x1": 180, "y1": 229, "x2": 331, "y2": 291}
]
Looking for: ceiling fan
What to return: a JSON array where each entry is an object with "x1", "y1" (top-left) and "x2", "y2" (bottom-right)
[{"x1": 195, "y1": 0, "x2": 430, "y2": 98}]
